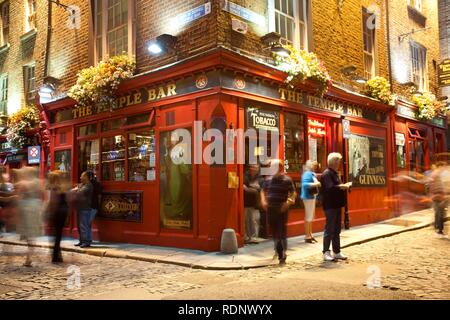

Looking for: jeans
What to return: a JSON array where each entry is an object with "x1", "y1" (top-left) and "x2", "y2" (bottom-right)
[
  {"x1": 323, "y1": 208, "x2": 342, "y2": 254},
  {"x1": 244, "y1": 207, "x2": 260, "y2": 240},
  {"x1": 268, "y1": 205, "x2": 288, "y2": 261},
  {"x1": 77, "y1": 209, "x2": 96, "y2": 244}
]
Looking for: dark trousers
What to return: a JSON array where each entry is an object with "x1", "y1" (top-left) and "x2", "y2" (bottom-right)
[
  {"x1": 323, "y1": 208, "x2": 342, "y2": 254},
  {"x1": 52, "y1": 210, "x2": 68, "y2": 261},
  {"x1": 268, "y1": 205, "x2": 288, "y2": 261},
  {"x1": 433, "y1": 201, "x2": 447, "y2": 233}
]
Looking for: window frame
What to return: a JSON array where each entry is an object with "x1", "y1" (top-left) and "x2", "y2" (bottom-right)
[
  {"x1": 93, "y1": 0, "x2": 136, "y2": 64},
  {"x1": 25, "y1": 0, "x2": 36, "y2": 33},
  {"x1": 362, "y1": 7, "x2": 377, "y2": 80},
  {"x1": 408, "y1": 0, "x2": 422, "y2": 12},
  {"x1": 76, "y1": 113, "x2": 156, "y2": 183},
  {"x1": 268, "y1": 0, "x2": 310, "y2": 51},
  {"x1": 23, "y1": 64, "x2": 36, "y2": 104},
  {"x1": 0, "y1": 1, "x2": 9, "y2": 46},
  {"x1": 410, "y1": 41, "x2": 428, "y2": 92}
]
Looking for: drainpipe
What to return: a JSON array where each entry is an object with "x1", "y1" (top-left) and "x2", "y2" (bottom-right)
[{"x1": 44, "y1": 1, "x2": 52, "y2": 78}]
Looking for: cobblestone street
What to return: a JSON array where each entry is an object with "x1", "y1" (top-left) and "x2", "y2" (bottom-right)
[{"x1": 0, "y1": 222, "x2": 448, "y2": 300}]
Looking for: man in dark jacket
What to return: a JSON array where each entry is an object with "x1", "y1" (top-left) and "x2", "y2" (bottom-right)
[
  {"x1": 320, "y1": 153, "x2": 352, "y2": 262},
  {"x1": 72, "y1": 171, "x2": 93, "y2": 248},
  {"x1": 243, "y1": 164, "x2": 263, "y2": 243},
  {"x1": 261, "y1": 159, "x2": 296, "y2": 265}
]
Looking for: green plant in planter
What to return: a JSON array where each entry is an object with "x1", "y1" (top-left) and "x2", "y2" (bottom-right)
[
  {"x1": 366, "y1": 76, "x2": 394, "y2": 105},
  {"x1": 412, "y1": 92, "x2": 445, "y2": 120},
  {"x1": 274, "y1": 45, "x2": 332, "y2": 96},
  {"x1": 68, "y1": 54, "x2": 136, "y2": 108},
  {"x1": 6, "y1": 105, "x2": 41, "y2": 149}
]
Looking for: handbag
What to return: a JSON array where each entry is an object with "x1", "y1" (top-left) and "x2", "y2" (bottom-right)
[{"x1": 309, "y1": 185, "x2": 319, "y2": 195}]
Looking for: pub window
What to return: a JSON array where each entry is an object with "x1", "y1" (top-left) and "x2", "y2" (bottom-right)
[
  {"x1": 410, "y1": 41, "x2": 428, "y2": 92},
  {"x1": 408, "y1": 128, "x2": 426, "y2": 173},
  {"x1": 25, "y1": 0, "x2": 36, "y2": 32},
  {"x1": 362, "y1": 7, "x2": 376, "y2": 80},
  {"x1": 269, "y1": 0, "x2": 309, "y2": 50},
  {"x1": 101, "y1": 135, "x2": 126, "y2": 181},
  {"x1": 93, "y1": 0, "x2": 135, "y2": 64},
  {"x1": 0, "y1": 1, "x2": 9, "y2": 46},
  {"x1": 284, "y1": 112, "x2": 305, "y2": 173},
  {"x1": 78, "y1": 139, "x2": 100, "y2": 177},
  {"x1": 23, "y1": 64, "x2": 36, "y2": 104},
  {"x1": 0, "y1": 74, "x2": 7, "y2": 115},
  {"x1": 307, "y1": 118, "x2": 327, "y2": 171},
  {"x1": 128, "y1": 130, "x2": 156, "y2": 182},
  {"x1": 78, "y1": 124, "x2": 98, "y2": 137},
  {"x1": 101, "y1": 118, "x2": 124, "y2": 132}
]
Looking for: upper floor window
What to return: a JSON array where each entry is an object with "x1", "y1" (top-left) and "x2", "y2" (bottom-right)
[
  {"x1": 410, "y1": 42, "x2": 428, "y2": 92},
  {"x1": 0, "y1": 74, "x2": 7, "y2": 115},
  {"x1": 269, "y1": 0, "x2": 309, "y2": 51},
  {"x1": 0, "y1": 1, "x2": 9, "y2": 46},
  {"x1": 362, "y1": 7, "x2": 376, "y2": 80},
  {"x1": 23, "y1": 64, "x2": 36, "y2": 103},
  {"x1": 25, "y1": 0, "x2": 36, "y2": 32},
  {"x1": 408, "y1": 0, "x2": 422, "y2": 12},
  {"x1": 94, "y1": 0, "x2": 135, "y2": 63}
]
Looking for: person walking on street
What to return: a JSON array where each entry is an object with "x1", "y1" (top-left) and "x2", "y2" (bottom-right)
[
  {"x1": 46, "y1": 171, "x2": 70, "y2": 263},
  {"x1": 429, "y1": 162, "x2": 448, "y2": 236},
  {"x1": 72, "y1": 171, "x2": 94, "y2": 248},
  {"x1": 301, "y1": 160, "x2": 321, "y2": 243},
  {"x1": 261, "y1": 160, "x2": 296, "y2": 265},
  {"x1": 320, "y1": 153, "x2": 352, "y2": 262},
  {"x1": 244, "y1": 164, "x2": 262, "y2": 243}
]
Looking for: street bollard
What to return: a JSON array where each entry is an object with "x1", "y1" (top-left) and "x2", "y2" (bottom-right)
[{"x1": 220, "y1": 228, "x2": 238, "y2": 254}]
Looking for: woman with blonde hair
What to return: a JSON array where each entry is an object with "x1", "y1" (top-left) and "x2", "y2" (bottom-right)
[
  {"x1": 301, "y1": 160, "x2": 321, "y2": 243},
  {"x1": 46, "y1": 171, "x2": 70, "y2": 263}
]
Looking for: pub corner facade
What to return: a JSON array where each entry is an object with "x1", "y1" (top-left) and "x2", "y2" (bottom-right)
[{"x1": 8, "y1": 0, "x2": 444, "y2": 251}]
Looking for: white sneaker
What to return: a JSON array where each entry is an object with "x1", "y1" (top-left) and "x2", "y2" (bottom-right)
[
  {"x1": 333, "y1": 252, "x2": 348, "y2": 260},
  {"x1": 323, "y1": 251, "x2": 335, "y2": 261}
]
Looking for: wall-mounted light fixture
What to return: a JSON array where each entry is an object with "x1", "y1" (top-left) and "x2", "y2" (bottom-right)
[
  {"x1": 39, "y1": 76, "x2": 61, "y2": 103},
  {"x1": 261, "y1": 32, "x2": 291, "y2": 57},
  {"x1": 148, "y1": 34, "x2": 177, "y2": 56}
]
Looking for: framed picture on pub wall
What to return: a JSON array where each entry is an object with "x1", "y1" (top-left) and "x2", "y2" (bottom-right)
[
  {"x1": 54, "y1": 150, "x2": 71, "y2": 179},
  {"x1": 348, "y1": 134, "x2": 386, "y2": 187}
]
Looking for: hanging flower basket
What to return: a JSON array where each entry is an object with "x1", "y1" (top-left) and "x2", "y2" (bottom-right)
[
  {"x1": 6, "y1": 105, "x2": 41, "y2": 149},
  {"x1": 274, "y1": 45, "x2": 332, "y2": 96},
  {"x1": 366, "y1": 76, "x2": 395, "y2": 105},
  {"x1": 412, "y1": 92, "x2": 446, "y2": 120},
  {"x1": 68, "y1": 54, "x2": 136, "y2": 109}
]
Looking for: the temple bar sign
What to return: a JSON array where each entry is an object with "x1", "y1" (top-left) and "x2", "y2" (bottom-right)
[
  {"x1": 439, "y1": 59, "x2": 450, "y2": 87},
  {"x1": 71, "y1": 83, "x2": 177, "y2": 119}
]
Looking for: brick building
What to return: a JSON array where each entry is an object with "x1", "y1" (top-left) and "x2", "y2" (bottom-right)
[{"x1": 0, "y1": 0, "x2": 444, "y2": 250}]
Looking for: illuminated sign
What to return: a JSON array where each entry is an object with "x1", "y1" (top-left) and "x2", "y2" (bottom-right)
[
  {"x1": 438, "y1": 59, "x2": 450, "y2": 87},
  {"x1": 246, "y1": 107, "x2": 280, "y2": 131},
  {"x1": 99, "y1": 192, "x2": 142, "y2": 222},
  {"x1": 308, "y1": 119, "x2": 326, "y2": 136}
]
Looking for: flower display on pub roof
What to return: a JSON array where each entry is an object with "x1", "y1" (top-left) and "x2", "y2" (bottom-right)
[
  {"x1": 68, "y1": 54, "x2": 136, "y2": 109},
  {"x1": 6, "y1": 105, "x2": 41, "y2": 149},
  {"x1": 366, "y1": 76, "x2": 395, "y2": 105},
  {"x1": 412, "y1": 91, "x2": 446, "y2": 121},
  {"x1": 274, "y1": 45, "x2": 332, "y2": 96}
]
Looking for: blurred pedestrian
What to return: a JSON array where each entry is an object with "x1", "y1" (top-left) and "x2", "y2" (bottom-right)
[
  {"x1": 46, "y1": 171, "x2": 70, "y2": 263},
  {"x1": 71, "y1": 171, "x2": 93, "y2": 248},
  {"x1": 243, "y1": 164, "x2": 263, "y2": 243},
  {"x1": 261, "y1": 159, "x2": 296, "y2": 265},
  {"x1": 320, "y1": 153, "x2": 352, "y2": 262},
  {"x1": 14, "y1": 167, "x2": 44, "y2": 267},
  {"x1": 0, "y1": 172, "x2": 15, "y2": 236},
  {"x1": 429, "y1": 162, "x2": 448, "y2": 236},
  {"x1": 301, "y1": 160, "x2": 321, "y2": 243}
]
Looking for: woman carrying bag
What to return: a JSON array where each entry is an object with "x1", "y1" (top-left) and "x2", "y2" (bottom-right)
[{"x1": 301, "y1": 160, "x2": 321, "y2": 243}]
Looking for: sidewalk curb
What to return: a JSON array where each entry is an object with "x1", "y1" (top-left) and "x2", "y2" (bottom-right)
[{"x1": 1, "y1": 216, "x2": 447, "y2": 270}]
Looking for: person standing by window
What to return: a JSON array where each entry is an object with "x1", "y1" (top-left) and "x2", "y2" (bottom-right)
[
  {"x1": 243, "y1": 164, "x2": 263, "y2": 243},
  {"x1": 301, "y1": 160, "x2": 321, "y2": 243},
  {"x1": 71, "y1": 171, "x2": 93, "y2": 248}
]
